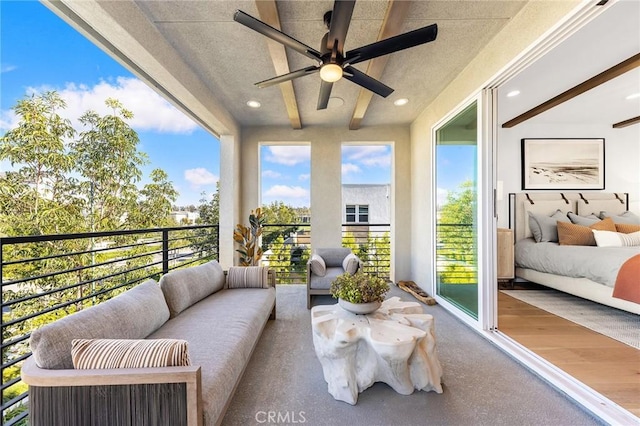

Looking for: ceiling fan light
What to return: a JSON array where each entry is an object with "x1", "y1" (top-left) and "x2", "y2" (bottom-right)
[{"x1": 320, "y1": 63, "x2": 343, "y2": 82}]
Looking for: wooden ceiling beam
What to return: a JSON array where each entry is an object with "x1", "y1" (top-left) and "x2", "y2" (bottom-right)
[
  {"x1": 255, "y1": 0, "x2": 302, "y2": 129},
  {"x1": 349, "y1": 0, "x2": 411, "y2": 130},
  {"x1": 502, "y1": 53, "x2": 640, "y2": 128},
  {"x1": 613, "y1": 115, "x2": 640, "y2": 129}
]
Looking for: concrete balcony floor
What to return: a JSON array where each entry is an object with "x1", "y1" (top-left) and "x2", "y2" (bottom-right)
[{"x1": 221, "y1": 285, "x2": 602, "y2": 426}]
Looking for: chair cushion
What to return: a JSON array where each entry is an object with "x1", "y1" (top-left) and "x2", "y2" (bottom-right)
[
  {"x1": 227, "y1": 266, "x2": 270, "y2": 288},
  {"x1": 315, "y1": 248, "x2": 352, "y2": 267},
  {"x1": 71, "y1": 338, "x2": 191, "y2": 369},
  {"x1": 160, "y1": 260, "x2": 225, "y2": 318},
  {"x1": 30, "y1": 279, "x2": 170, "y2": 369},
  {"x1": 342, "y1": 253, "x2": 359, "y2": 275},
  {"x1": 309, "y1": 254, "x2": 326, "y2": 276},
  {"x1": 309, "y1": 267, "x2": 344, "y2": 290}
]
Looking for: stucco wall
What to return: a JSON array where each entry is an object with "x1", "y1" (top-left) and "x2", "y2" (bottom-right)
[
  {"x1": 410, "y1": 1, "x2": 581, "y2": 291},
  {"x1": 240, "y1": 125, "x2": 411, "y2": 281}
]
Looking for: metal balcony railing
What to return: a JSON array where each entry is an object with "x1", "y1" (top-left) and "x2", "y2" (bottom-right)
[
  {"x1": 0, "y1": 225, "x2": 219, "y2": 426},
  {"x1": 435, "y1": 223, "x2": 477, "y2": 285},
  {"x1": 261, "y1": 223, "x2": 391, "y2": 283}
]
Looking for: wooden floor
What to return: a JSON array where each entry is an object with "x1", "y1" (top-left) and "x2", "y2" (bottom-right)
[{"x1": 497, "y1": 291, "x2": 640, "y2": 417}]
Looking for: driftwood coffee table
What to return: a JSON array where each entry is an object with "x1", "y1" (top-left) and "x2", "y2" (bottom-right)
[{"x1": 311, "y1": 297, "x2": 443, "y2": 405}]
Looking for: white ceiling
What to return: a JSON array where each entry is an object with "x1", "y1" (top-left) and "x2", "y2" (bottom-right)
[
  {"x1": 105, "y1": 0, "x2": 529, "y2": 129},
  {"x1": 46, "y1": 0, "x2": 638, "y2": 133},
  {"x1": 498, "y1": 0, "x2": 640, "y2": 127}
]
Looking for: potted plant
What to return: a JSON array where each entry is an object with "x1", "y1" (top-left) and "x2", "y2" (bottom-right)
[
  {"x1": 233, "y1": 208, "x2": 265, "y2": 266},
  {"x1": 330, "y1": 271, "x2": 390, "y2": 314}
]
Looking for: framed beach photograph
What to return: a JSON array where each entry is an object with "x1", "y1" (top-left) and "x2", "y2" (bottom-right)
[{"x1": 521, "y1": 138, "x2": 605, "y2": 190}]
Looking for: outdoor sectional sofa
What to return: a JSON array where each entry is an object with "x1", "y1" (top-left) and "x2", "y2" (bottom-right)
[{"x1": 22, "y1": 260, "x2": 276, "y2": 426}]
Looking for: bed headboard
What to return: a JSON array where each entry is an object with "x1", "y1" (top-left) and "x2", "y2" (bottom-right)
[{"x1": 509, "y1": 192, "x2": 629, "y2": 242}]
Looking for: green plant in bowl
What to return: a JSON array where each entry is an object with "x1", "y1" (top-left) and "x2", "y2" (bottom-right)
[{"x1": 330, "y1": 271, "x2": 390, "y2": 304}]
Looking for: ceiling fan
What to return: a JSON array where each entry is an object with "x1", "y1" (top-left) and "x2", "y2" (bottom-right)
[{"x1": 233, "y1": 0, "x2": 438, "y2": 110}]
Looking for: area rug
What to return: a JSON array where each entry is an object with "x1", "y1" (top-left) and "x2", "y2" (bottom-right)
[{"x1": 502, "y1": 289, "x2": 640, "y2": 349}]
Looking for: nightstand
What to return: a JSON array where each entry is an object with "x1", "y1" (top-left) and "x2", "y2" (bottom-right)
[{"x1": 497, "y1": 228, "x2": 514, "y2": 286}]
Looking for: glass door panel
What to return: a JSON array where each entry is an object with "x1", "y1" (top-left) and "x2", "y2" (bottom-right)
[{"x1": 435, "y1": 102, "x2": 479, "y2": 319}]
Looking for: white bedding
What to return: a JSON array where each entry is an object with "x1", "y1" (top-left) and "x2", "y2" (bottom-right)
[{"x1": 515, "y1": 238, "x2": 640, "y2": 288}]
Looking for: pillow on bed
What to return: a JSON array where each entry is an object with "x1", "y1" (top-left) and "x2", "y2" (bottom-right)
[
  {"x1": 593, "y1": 230, "x2": 640, "y2": 247},
  {"x1": 616, "y1": 223, "x2": 640, "y2": 234},
  {"x1": 557, "y1": 217, "x2": 616, "y2": 246},
  {"x1": 528, "y1": 210, "x2": 570, "y2": 243},
  {"x1": 599, "y1": 211, "x2": 640, "y2": 225},
  {"x1": 567, "y1": 212, "x2": 600, "y2": 226}
]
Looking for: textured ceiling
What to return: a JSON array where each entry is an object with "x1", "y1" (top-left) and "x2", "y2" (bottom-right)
[{"x1": 133, "y1": 0, "x2": 529, "y2": 128}]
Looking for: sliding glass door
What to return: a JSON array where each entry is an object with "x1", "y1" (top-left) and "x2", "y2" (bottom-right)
[{"x1": 434, "y1": 101, "x2": 479, "y2": 319}]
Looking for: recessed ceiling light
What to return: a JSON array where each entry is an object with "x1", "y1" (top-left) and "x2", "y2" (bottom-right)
[
  {"x1": 247, "y1": 100, "x2": 261, "y2": 108},
  {"x1": 506, "y1": 90, "x2": 520, "y2": 98},
  {"x1": 394, "y1": 98, "x2": 409, "y2": 106},
  {"x1": 328, "y1": 97, "x2": 344, "y2": 108},
  {"x1": 625, "y1": 93, "x2": 640, "y2": 100}
]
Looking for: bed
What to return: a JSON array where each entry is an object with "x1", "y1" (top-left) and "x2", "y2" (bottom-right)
[{"x1": 510, "y1": 192, "x2": 640, "y2": 315}]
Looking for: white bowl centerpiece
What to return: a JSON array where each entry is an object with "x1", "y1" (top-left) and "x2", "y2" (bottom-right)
[{"x1": 330, "y1": 270, "x2": 390, "y2": 314}]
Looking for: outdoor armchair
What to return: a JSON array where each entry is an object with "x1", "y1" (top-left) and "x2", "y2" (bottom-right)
[{"x1": 306, "y1": 248, "x2": 361, "y2": 309}]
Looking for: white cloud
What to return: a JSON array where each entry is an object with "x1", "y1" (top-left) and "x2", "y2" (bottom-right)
[
  {"x1": 184, "y1": 168, "x2": 218, "y2": 187},
  {"x1": 342, "y1": 145, "x2": 391, "y2": 169},
  {"x1": 0, "y1": 109, "x2": 18, "y2": 133},
  {"x1": 262, "y1": 170, "x2": 281, "y2": 179},
  {"x1": 1, "y1": 64, "x2": 17, "y2": 73},
  {"x1": 342, "y1": 163, "x2": 361, "y2": 175},
  {"x1": 343, "y1": 145, "x2": 387, "y2": 160},
  {"x1": 437, "y1": 187, "x2": 448, "y2": 207},
  {"x1": 264, "y1": 185, "x2": 308, "y2": 199},
  {"x1": 265, "y1": 146, "x2": 310, "y2": 166},
  {"x1": 18, "y1": 77, "x2": 198, "y2": 134},
  {"x1": 360, "y1": 154, "x2": 391, "y2": 167},
  {"x1": 298, "y1": 173, "x2": 310, "y2": 181}
]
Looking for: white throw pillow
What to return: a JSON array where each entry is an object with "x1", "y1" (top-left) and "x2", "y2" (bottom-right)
[
  {"x1": 309, "y1": 254, "x2": 326, "y2": 276},
  {"x1": 592, "y1": 230, "x2": 640, "y2": 247},
  {"x1": 342, "y1": 253, "x2": 359, "y2": 275}
]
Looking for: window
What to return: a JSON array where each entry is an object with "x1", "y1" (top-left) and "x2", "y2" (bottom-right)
[{"x1": 346, "y1": 204, "x2": 368, "y2": 223}]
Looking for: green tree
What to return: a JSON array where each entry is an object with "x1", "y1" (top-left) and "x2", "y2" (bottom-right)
[
  {"x1": 71, "y1": 98, "x2": 148, "y2": 231},
  {"x1": 268, "y1": 234, "x2": 292, "y2": 283},
  {"x1": 261, "y1": 201, "x2": 299, "y2": 249},
  {"x1": 438, "y1": 180, "x2": 477, "y2": 283},
  {"x1": 0, "y1": 91, "x2": 82, "y2": 236},
  {"x1": 131, "y1": 169, "x2": 179, "y2": 228},
  {"x1": 193, "y1": 186, "x2": 220, "y2": 258}
]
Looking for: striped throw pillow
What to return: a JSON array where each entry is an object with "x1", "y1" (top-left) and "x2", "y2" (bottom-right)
[
  {"x1": 71, "y1": 339, "x2": 190, "y2": 369},
  {"x1": 593, "y1": 230, "x2": 640, "y2": 247},
  {"x1": 227, "y1": 266, "x2": 270, "y2": 288}
]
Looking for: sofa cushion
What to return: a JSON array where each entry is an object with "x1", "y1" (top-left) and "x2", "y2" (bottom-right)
[
  {"x1": 309, "y1": 254, "x2": 326, "y2": 276},
  {"x1": 160, "y1": 260, "x2": 225, "y2": 318},
  {"x1": 30, "y1": 279, "x2": 169, "y2": 369},
  {"x1": 147, "y1": 287, "x2": 275, "y2": 425},
  {"x1": 227, "y1": 266, "x2": 270, "y2": 288},
  {"x1": 71, "y1": 338, "x2": 190, "y2": 369},
  {"x1": 315, "y1": 248, "x2": 352, "y2": 267},
  {"x1": 342, "y1": 253, "x2": 359, "y2": 275}
]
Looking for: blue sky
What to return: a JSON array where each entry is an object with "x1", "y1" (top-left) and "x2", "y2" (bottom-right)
[{"x1": 1, "y1": 1, "x2": 470, "y2": 209}]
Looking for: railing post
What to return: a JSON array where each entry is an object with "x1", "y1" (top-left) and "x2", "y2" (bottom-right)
[{"x1": 162, "y1": 230, "x2": 169, "y2": 275}]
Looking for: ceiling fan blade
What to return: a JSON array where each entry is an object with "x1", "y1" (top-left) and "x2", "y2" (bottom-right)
[
  {"x1": 343, "y1": 66, "x2": 394, "y2": 98},
  {"x1": 345, "y1": 23, "x2": 438, "y2": 65},
  {"x1": 234, "y1": 10, "x2": 322, "y2": 62},
  {"x1": 326, "y1": 0, "x2": 356, "y2": 54},
  {"x1": 317, "y1": 80, "x2": 334, "y2": 110},
  {"x1": 256, "y1": 66, "x2": 320, "y2": 88}
]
